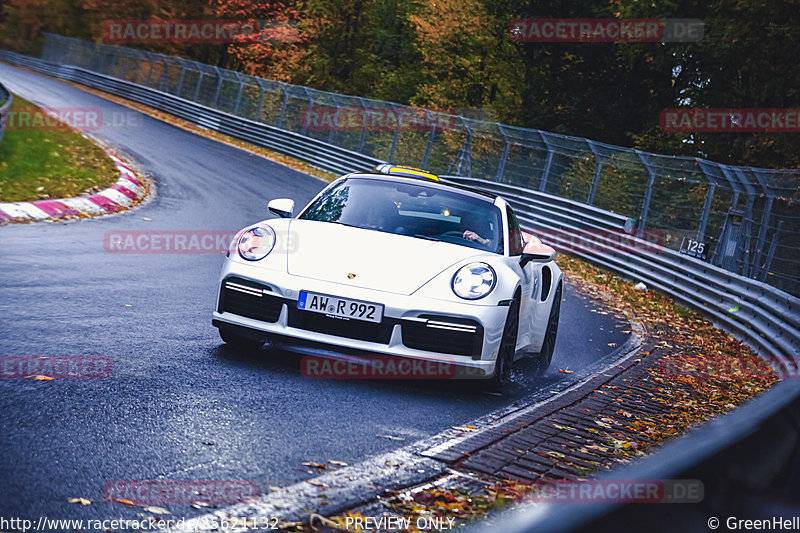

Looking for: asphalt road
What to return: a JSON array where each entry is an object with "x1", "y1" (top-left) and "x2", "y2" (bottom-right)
[{"x1": 0, "y1": 63, "x2": 630, "y2": 522}]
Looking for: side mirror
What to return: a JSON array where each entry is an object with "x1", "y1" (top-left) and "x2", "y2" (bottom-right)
[
  {"x1": 268, "y1": 198, "x2": 295, "y2": 218},
  {"x1": 519, "y1": 234, "x2": 555, "y2": 268}
]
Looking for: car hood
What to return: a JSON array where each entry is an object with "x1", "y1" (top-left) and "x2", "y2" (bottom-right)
[{"x1": 286, "y1": 219, "x2": 482, "y2": 295}]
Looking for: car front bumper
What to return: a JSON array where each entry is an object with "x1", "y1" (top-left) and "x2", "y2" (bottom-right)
[{"x1": 212, "y1": 259, "x2": 511, "y2": 377}]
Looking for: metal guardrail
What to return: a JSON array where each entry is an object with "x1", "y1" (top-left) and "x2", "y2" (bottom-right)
[
  {"x1": 0, "y1": 51, "x2": 382, "y2": 176},
  {"x1": 444, "y1": 176, "x2": 800, "y2": 375},
  {"x1": 0, "y1": 81, "x2": 12, "y2": 144},
  {"x1": 30, "y1": 34, "x2": 800, "y2": 297},
  {"x1": 2, "y1": 47, "x2": 798, "y2": 529}
]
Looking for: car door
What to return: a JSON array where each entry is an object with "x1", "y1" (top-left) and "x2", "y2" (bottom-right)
[{"x1": 506, "y1": 205, "x2": 535, "y2": 355}]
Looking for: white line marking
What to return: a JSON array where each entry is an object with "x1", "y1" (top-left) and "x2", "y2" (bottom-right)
[
  {"x1": 59, "y1": 196, "x2": 106, "y2": 214},
  {"x1": 97, "y1": 188, "x2": 132, "y2": 206}
]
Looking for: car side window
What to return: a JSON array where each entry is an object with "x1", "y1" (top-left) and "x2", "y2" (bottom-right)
[{"x1": 507, "y1": 206, "x2": 525, "y2": 256}]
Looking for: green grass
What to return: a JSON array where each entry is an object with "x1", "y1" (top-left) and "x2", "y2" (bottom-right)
[{"x1": 0, "y1": 94, "x2": 117, "y2": 202}]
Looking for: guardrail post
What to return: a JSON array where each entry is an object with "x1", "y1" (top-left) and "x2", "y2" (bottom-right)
[
  {"x1": 158, "y1": 59, "x2": 169, "y2": 92},
  {"x1": 276, "y1": 84, "x2": 289, "y2": 129},
  {"x1": 749, "y1": 168, "x2": 775, "y2": 280},
  {"x1": 699, "y1": 158, "x2": 744, "y2": 268},
  {"x1": 495, "y1": 124, "x2": 510, "y2": 182},
  {"x1": 636, "y1": 150, "x2": 657, "y2": 231},
  {"x1": 538, "y1": 131, "x2": 554, "y2": 192},
  {"x1": 451, "y1": 116, "x2": 472, "y2": 177},
  {"x1": 728, "y1": 165, "x2": 756, "y2": 277},
  {"x1": 422, "y1": 110, "x2": 437, "y2": 170},
  {"x1": 193, "y1": 72, "x2": 205, "y2": 102},
  {"x1": 144, "y1": 52, "x2": 155, "y2": 87},
  {"x1": 697, "y1": 181, "x2": 716, "y2": 242},
  {"x1": 327, "y1": 96, "x2": 341, "y2": 145},
  {"x1": 356, "y1": 97, "x2": 369, "y2": 153},
  {"x1": 586, "y1": 139, "x2": 604, "y2": 205},
  {"x1": 732, "y1": 166, "x2": 756, "y2": 277},
  {"x1": 212, "y1": 67, "x2": 224, "y2": 108},
  {"x1": 300, "y1": 87, "x2": 315, "y2": 136},
  {"x1": 762, "y1": 220, "x2": 783, "y2": 282},
  {"x1": 253, "y1": 79, "x2": 268, "y2": 123},
  {"x1": 232, "y1": 72, "x2": 245, "y2": 115},
  {"x1": 388, "y1": 103, "x2": 402, "y2": 164},
  {"x1": 175, "y1": 62, "x2": 187, "y2": 96}
]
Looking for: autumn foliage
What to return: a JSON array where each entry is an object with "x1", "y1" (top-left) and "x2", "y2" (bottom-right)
[{"x1": 1, "y1": 0, "x2": 799, "y2": 168}]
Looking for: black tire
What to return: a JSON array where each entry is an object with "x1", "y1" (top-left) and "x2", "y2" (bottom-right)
[
  {"x1": 218, "y1": 325, "x2": 265, "y2": 351},
  {"x1": 487, "y1": 297, "x2": 520, "y2": 391},
  {"x1": 535, "y1": 283, "x2": 562, "y2": 375}
]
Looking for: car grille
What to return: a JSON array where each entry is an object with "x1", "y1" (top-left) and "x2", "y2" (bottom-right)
[
  {"x1": 287, "y1": 307, "x2": 395, "y2": 344},
  {"x1": 219, "y1": 277, "x2": 284, "y2": 323},
  {"x1": 401, "y1": 315, "x2": 483, "y2": 358}
]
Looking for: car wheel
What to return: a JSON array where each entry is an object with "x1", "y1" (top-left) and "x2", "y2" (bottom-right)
[
  {"x1": 487, "y1": 297, "x2": 520, "y2": 391},
  {"x1": 219, "y1": 325, "x2": 265, "y2": 351},
  {"x1": 535, "y1": 283, "x2": 562, "y2": 375}
]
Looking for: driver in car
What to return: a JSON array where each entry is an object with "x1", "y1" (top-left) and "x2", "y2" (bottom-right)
[
  {"x1": 461, "y1": 213, "x2": 493, "y2": 246},
  {"x1": 463, "y1": 230, "x2": 490, "y2": 246}
]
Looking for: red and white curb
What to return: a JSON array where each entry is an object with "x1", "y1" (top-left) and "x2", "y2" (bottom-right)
[{"x1": 0, "y1": 151, "x2": 149, "y2": 224}]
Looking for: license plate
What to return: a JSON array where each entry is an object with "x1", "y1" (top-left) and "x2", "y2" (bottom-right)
[{"x1": 297, "y1": 291, "x2": 384, "y2": 323}]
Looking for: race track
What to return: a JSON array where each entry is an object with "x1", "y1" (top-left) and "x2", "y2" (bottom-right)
[{"x1": 0, "y1": 63, "x2": 630, "y2": 521}]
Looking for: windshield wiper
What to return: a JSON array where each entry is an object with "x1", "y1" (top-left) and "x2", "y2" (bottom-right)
[
  {"x1": 414, "y1": 234, "x2": 445, "y2": 242},
  {"x1": 329, "y1": 221, "x2": 362, "y2": 229}
]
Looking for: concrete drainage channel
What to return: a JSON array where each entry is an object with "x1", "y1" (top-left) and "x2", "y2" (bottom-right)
[{"x1": 2, "y1": 49, "x2": 799, "y2": 530}]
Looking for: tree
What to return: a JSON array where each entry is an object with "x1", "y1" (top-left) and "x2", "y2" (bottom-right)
[
  {"x1": 213, "y1": 0, "x2": 306, "y2": 82},
  {"x1": 408, "y1": 0, "x2": 522, "y2": 121}
]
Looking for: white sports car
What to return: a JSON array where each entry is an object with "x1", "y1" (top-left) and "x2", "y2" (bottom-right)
[{"x1": 213, "y1": 165, "x2": 562, "y2": 389}]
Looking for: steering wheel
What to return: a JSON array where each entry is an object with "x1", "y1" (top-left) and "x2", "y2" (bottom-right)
[{"x1": 440, "y1": 230, "x2": 466, "y2": 238}]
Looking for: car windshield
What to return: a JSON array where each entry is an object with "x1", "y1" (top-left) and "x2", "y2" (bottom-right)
[{"x1": 299, "y1": 177, "x2": 503, "y2": 253}]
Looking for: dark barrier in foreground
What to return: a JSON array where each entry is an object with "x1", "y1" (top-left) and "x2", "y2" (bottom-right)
[{"x1": 467, "y1": 380, "x2": 800, "y2": 532}]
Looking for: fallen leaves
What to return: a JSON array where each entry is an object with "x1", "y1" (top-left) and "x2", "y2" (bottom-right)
[
  {"x1": 559, "y1": 253, "x2": 777, "y2": 458},
  {"x1": 67, "y1": 497, "x2": 91, "y2": 505}
]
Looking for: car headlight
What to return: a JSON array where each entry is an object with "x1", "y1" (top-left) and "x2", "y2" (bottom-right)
[
  {"x1": 237, "y1": 226, "x2": 276, "y2": 261},
  {"x1": 452, "y1": 262, "x2": 496, "y2": 300}
]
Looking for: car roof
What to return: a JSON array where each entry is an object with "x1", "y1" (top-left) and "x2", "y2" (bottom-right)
[
  {"x1": 373, "y1": 164, "x2": 440, "y2": 181},
  {"x1": 348, "y1": 168, "x2": 498, "y2": 201}
]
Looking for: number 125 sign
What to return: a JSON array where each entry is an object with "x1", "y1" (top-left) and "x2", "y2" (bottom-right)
[{"x1": 680, "y1": 236, "x2": 707, "y2": 260}]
